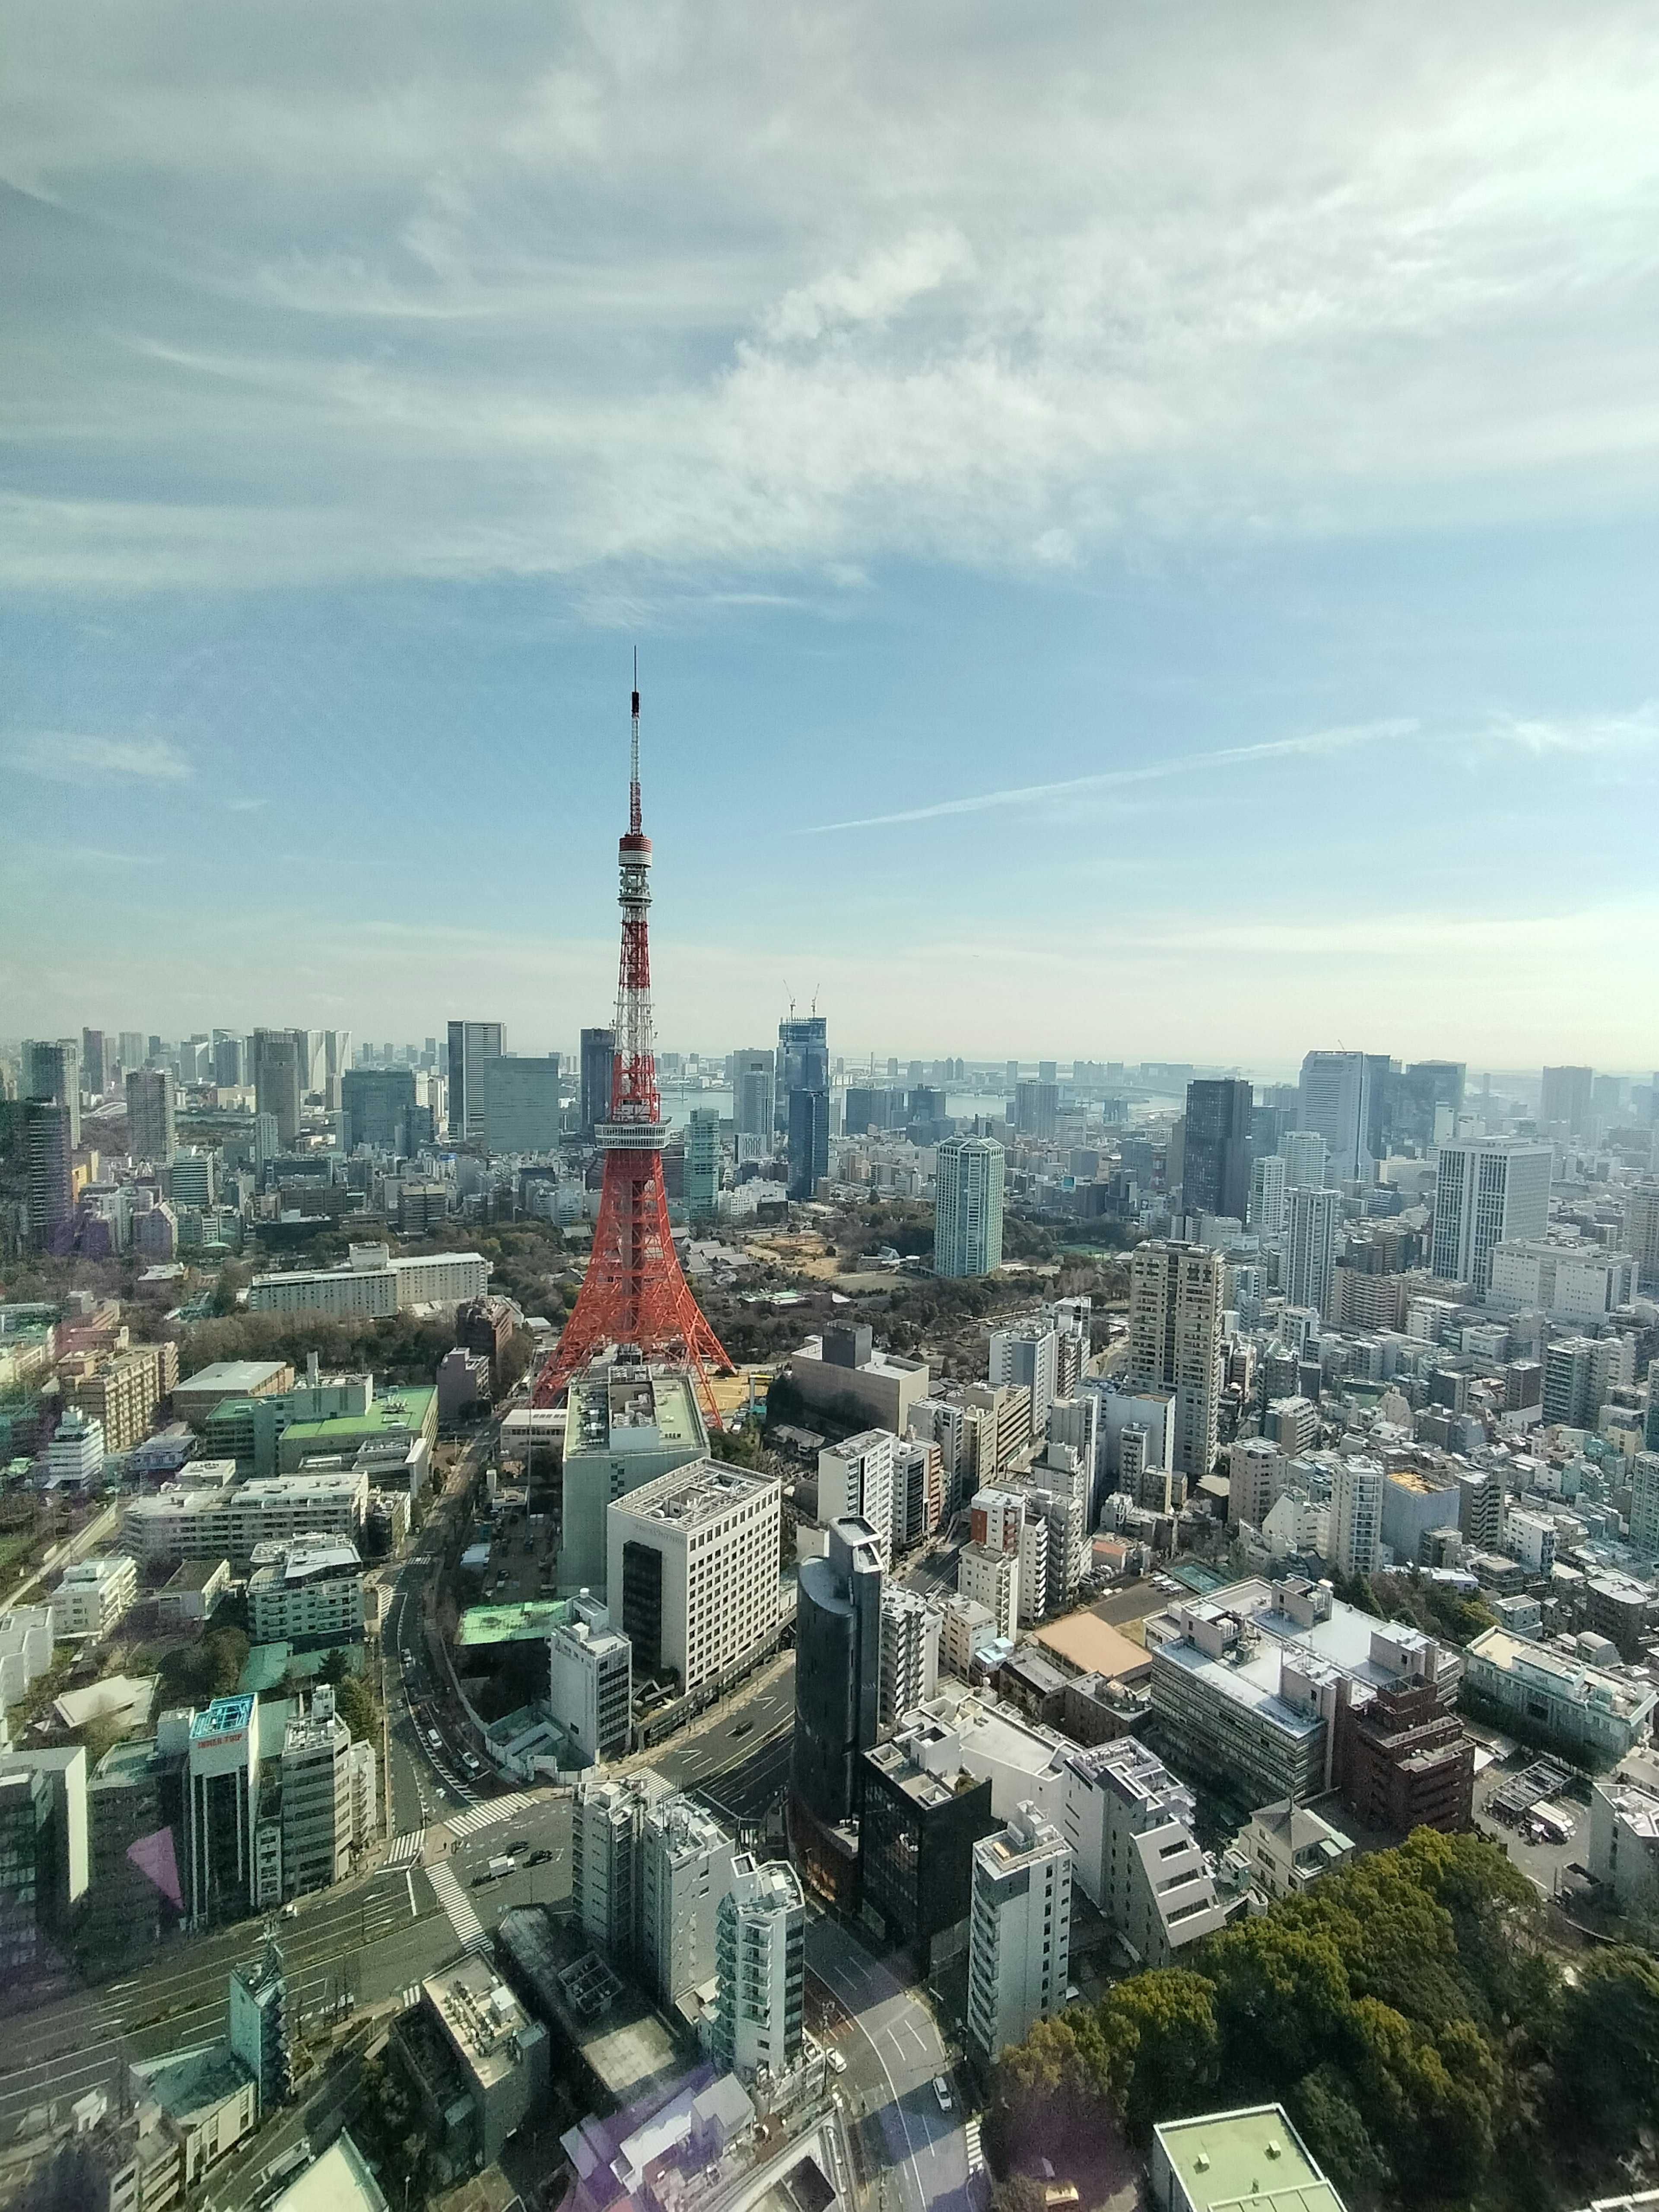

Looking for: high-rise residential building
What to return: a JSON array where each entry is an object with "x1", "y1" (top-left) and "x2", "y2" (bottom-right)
[
  {"x1": 340, "y1": 1068, "x2": 416, "y2": 1154},
  {"x1": 710, "y1": 1855, "x2": 804, "y2": 2083},
  {"x1": 126, "y1": 1068, "x2": 178, "y2": 1166},
  {"x1": 1541, "y1": 1065, "x2": 1594, "y2": 1135},
  {"x1": 1278, "y1": 1128, "x2": 1326, "y2": 1190},
  {"x1": 579, "y1": 1027, "x2": 616, "y2": 1138},
  {"x1": 934, "y1": 1135, "x2": 1004, "y2": 1278},
  {"x1": 279, "y1": 1686, "x2": 353, "y2": 1898},
  {"x1": 1181, "y1": 1079, "x2": 1253, "y2": 1220},
  {"x1": 251, "y1": 1030, "x2": 305, "y2": 1149},
  {"x1": 787, "y1": 1085, "x2": 831, "y2": 1199},
  {"x1": 1328, "y1": 1457, "x2": 1384, "y2": 1580},
  {"x1": 791, "y1": 1518, "x2": 884, "y2": 1832},
  {"x1": 80, "y1": 1030, "x2": 108, "y2": 1096},
  {"x1": 818, "y1": 1432, "x2": 895, "y2": 1565},
  {"x1": 967, "y1": 1801, "x2": 1071, "y2": 2060},
  {"x1": 1126, "y1": 1242, "x2": 1225, "y2": 1480},
  {"x1": 640, "y1": 1793, "x2": 736, "y2": 2008},
  {"x1": 1626, "y1": 1181, "x2": 1659, "y2": 1294},
  {"x1": 25, "y1": 1101, "x2": 73, "y2": 1251},
  {"x1": 548, "y1": 1595, "x2": 632, "y2": 1764},
  {"x1": 1630, "y1": 1454, "x2": 1659, "y2": 1557},
  {"x1": 1014, "y1": 1079, "x2": 1058, "y2": 1140},
  {"x1": 878, "y1": 1586, "x2": 941, "y2": 1731},
  {"x1": 685, "y1": 1107, "x2": 721, "y2": 1223},
  {"x1": 118, "y1": 1031, "x2": 146, "y2": 1075},
  {"x1": 1284, "y1": 1185, "x2": 1341, "y2": 1314},
  {"x1": 1297, "y1": 1051, "x2": 1374, "y2": 1182},
  {"x1": 23, "y1": 1040, "x2": 80, "y2": 1148},
  {"x1": 1430, "y1": 1138, "x2": 1552, "y2": 1296},
  {"x1": 212, "y1": 1033, "x2": 247, "y2": 1087},
  {"x1": 1542, "y1": 1335, "x2": 1621, "y2": 1429},
  {"x1": 481, "y1": 1054, "x2": 561, "y2": 1154},
  {"x1": 732, "y1": 1050, "x2": 775, "y2": 1142},
  {"x1": 605, "y1": 1462, "x2": 781, "y2": 1696},
  {"x1": 571, "y1": 1769, "x2": 670, "y2": 1967},
  {"x1": 445, "y1": 1020, "x2": 505, "y2": 1144},
  {"x1": 1248, "y1": 1151, "x2": 1287, "y2": 1235},
  {"x1": 988, "y1": 1319, "x2": 1059, "y2": 1438}
]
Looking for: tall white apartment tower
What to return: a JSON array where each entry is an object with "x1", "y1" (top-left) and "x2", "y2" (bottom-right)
[
  {"x1": 1127, "y1": 1242, "x2": 1225, "y2": 1481},
  {"x1": 640, "y1": 1792, "x2": 737, "y2": 2008},
  {"x1": 1328, "y1": 1456, "x2": 1384, "y2": 1580},
  {"x1": 878, "y1": 1586, "x2": 942, "y2": 1731},
  {"x1": 1278, "y1": 1129, "x2": 1327, "y2": 1191},
  {"x1": 934, "y1": 1136, "x2": 1005, "y2": 1279},
  {"x1": 1284, "y1": 1185, "x2": 1341, "y2": 1315},
  {"x1": 967, "y1": 1802, "x2": 1071, "y2": 2060},
  {"x1": 817, "y1": 1432, "x2": 896, "y2": 1565},
  {"x1": 1248, "y1": 1151, "x2": 1287, "y2": 1235},
  {"x1": 711, "y1": 1854, "x2": 805, "y2": 2082},
  {"x1": 1430, "y1": 1138, "x2": 1552, "y2": 1297}
]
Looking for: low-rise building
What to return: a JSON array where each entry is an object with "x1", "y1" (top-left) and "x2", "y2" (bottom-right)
[
  {"x1": 1464, "y1": 1627, "x2": 1658, "y2": 1762},
  {"x1": 128, "y1": 2045, "x2": 257, "y2": 2190},
  {"x1": 173, "y1": 1362, "x2": 296, "y2": 1428},
  {"x1": 1062, "y1": 1738, "x2": 1224, "y2": 1968},
  {"x1": 1340, "y1": 1679, "x2": 1474, "y2": 1834},
  {"x1": 1589, "y1": 1777, "x2": 1659, "y2": 1910},
  {"x1": 859, "y1": 1725, "x2": 998, "y2": 1969},
  {"x1": 248, "y1": 1541, "x2": 365, "y2": 1649},
  {"x1": 123, "y1": 1468, "x2": 367, "y2": 1564},
  {"x1": 1239, "y1": 1799, "x2": 1356, "y2": 1898},
  {"x1": 1152, "y1": 2105, "x2": 1347, "y2": 2212},
  {"x1": 51, "y1": 1554, "x2": 139, "y2": 1640},
  {"x1": 248, "y1": 1248, "x2": 489, "y2": 1318},
  {"x1": 787, "y1": 1328, "x2": 931, "y2": 1436},
  {"x1": 548, "y1": 1595, "x2": 632, "y2": 1765},
  {"x1": 419, "y1": 1954, "x2": 549, "y2": 2164},
  {"x1": 938, "y1": 1594, "x2": 998, "y2": 1679}
]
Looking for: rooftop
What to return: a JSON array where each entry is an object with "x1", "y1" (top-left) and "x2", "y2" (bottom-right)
[
  {"x1": 1156, "y1": 2103, "x2": 1343, "y2": 2212},
  {"x1": 1033, "y1": 1609, "x2": 1154, "y2": 1683},
  {"x1": 192, "y1": 1694, "x2": 256, "y2": 1740},
  {"x1": 424, "y1": 1956, "x2": 539, "y2": 2090},
  {"x1": 457, "y1": 1600, "x2": 571, "y2": 1648},
  {"x1": 131, "y1": 2040, "x2": 254, "y2": 2124},
  {"x1": 270, "y1": 2134, "x2": 389, "y2": 2212},
  {"x1": 566, "y1": 1364, "x2": 705, "y2": 1456},
  {"x1": 1468, "y1": 1627, "x2": 1658, "y2": 1720},
  {"x1": 611, "y1": 1459, "x2": 779, "y2": 1532},
  {"x1": 177, "y1": 1361, "x2": 293, "y2": 1396}
]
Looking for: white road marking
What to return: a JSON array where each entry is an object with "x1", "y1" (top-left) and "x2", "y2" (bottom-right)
[{"x1": 407, "y1": 1870, "x2": 417, "y2": 1918}]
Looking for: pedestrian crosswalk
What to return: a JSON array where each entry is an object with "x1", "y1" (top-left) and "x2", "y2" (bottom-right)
[
  {"x1": 428, "y1": 1859, "x2": 487, "y2": 1951},
  {"x1": 397, "y1": 1982, "x2": 424, "y2": 2011},
  {"x1": 446, "y1": 1789, "x2": 533, "y2": 1840},
  {"x1": 963, "y1": 2118, "x2": 985, "y2": 2176},
  {"x1": 385, "y1": 1829, "x2": 425, "y2": 1869}
]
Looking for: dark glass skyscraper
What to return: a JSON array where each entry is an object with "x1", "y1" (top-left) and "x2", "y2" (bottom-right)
[
  {"x1": 1182, "y1": 1077, "x2": 1253, "y2": 1220},
  {"x1": 579, "y1": 1026, "x2": 616, "y2": 1138},
  {"x1": 791, "y1": 1518, "x2": 883, "y2": 1831}
]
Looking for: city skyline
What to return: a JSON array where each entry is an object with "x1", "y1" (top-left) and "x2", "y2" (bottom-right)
[{"x1": 6, "y1": 8, "x2": 1659, "y2": 1052}]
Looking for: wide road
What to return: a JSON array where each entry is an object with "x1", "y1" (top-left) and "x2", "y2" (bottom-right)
[{"x1": 808, "y1": 1917, "x2": 972, "y2": 2212}]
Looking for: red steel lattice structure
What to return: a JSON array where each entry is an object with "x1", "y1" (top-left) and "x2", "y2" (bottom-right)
[{"x1": 534, "y1": 674, "x2": 731, "y2": 1428}]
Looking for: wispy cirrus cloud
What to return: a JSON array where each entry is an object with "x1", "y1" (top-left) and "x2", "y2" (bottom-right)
[{"x1": 5, "y1": 731, "x2": 191, "y2": 783}]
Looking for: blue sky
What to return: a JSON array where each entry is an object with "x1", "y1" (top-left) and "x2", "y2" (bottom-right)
[{"x1": 4, "y1": 3, "x2": 1659, "y2": 1071}]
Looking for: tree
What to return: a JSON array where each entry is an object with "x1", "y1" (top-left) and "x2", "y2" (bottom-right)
[
  {"x1": 332, "y1": 1671, "x2": 375, "y2": 1743},
  {"x1": 1096, "y1": 1968, "x2": 1220, "y2": 2142},
  {"x1": 1553, "y1": 1945, "x2": 1659, "y2": 2145}
]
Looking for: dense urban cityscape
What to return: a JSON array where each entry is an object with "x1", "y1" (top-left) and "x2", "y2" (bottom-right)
[
  {"x1": 8, "y1": 8, "x2": 1659, "y2": 2212},
  {"x1": 2, "y1": 673, "x2": 1659, "y2": 2212}
]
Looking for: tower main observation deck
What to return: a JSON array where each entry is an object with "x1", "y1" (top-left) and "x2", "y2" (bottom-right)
[{"x1": 533, "y1": 676, "x2": 733, "y2": 1429}]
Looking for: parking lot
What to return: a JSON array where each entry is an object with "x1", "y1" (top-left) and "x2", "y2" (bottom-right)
[{"x1": 1473, "y1": 1756, "x2": 1594, "y2": 1904}]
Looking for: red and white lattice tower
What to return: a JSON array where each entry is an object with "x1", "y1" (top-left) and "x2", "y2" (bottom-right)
[{"x1": 534, "y1": 668, "x2": 732, "y2": 1429}]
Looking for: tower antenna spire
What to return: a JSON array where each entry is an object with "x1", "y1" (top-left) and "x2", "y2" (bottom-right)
[{"x1": 629, "y1": 648, "x2": 642, "y2": 837}]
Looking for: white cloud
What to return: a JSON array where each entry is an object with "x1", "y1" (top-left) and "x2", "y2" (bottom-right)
[
  {"x1": 6, "y1": 731, "x2": 191, "y2": 782},
  {"x1": 4, "y1": 5, "x2": 1659, "y2": 587}
]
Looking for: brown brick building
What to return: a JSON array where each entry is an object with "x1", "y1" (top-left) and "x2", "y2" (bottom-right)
[{"x1": 1338, "y1": 1679, "x2": 1474, "y2": 1834}]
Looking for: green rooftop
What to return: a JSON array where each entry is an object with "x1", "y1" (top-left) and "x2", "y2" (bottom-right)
[
  {"x1": 457, "y1": 1599, "x2": 571, "y2": 1648},
  {"x1": 1154, "y1": 2104, "x2": 1344, "y2": 2212},
  {"x1": 277, "y1": 1385, "x2": 438, "y2": 1469}
]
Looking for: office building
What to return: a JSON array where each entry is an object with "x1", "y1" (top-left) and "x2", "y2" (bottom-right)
[
  {"x1": 24, "y1": 1039, "x2": 81, "y2": 1147},
  {"x1": 1014, "y1": 1079, "x2": 1058, "y2": 1140},
  {"x1": 859, "y1": 1722, "x2": 998, "y2": 1967},
  {"x1": 80, "y1": 1028, "x2": 108, "y2": 1095},
  {"x1": 187, "y1": 1695, "x2": 262, "y2": 1925},
  {"x1": 988, "y1": 1319, "x2": 1059, "y2": 1438},
  {"x1": 0, "y1": 1745, "x2": 88, "y2": 1943},
  {"x1": 25, "y1": 1100, "x2": 73, "y2": 1251},
  {"x1": 640, "y1": 1793, "x2": 736, "y2": 2008},
  {"x1": 1298, "y1": 1051, "x2": 1374, "y2": 1182},
  {"x1": 1126, "y1": 1241, "x2": 1225, "y2": 1480},
  {"x1": 229, "y1": 1940, "x2": 292, "y2": 2115},
  {"x1": 1541, "y1": 1064, "x2": 1594, "y2": 1135},
  {"x1": 51, "y1": 1554, "x2": 138, "y2": 1640},
  {"x1": 967, "y1": 1802, "x2": 1070, "y2": 2060},
  {"x1": 280, "y1": 1686, "x2": 354, "y2": 1897},
  {"x1": 247, "y1": 1541, "x2": 365, "y2": 1648},
  {"x1": 482, "y1": 1054, "x2": 561, "y2": 1154},
  {"x1": 1182, "y1": 1079, "x2": 1253, "y2": 1220},
  {"x1": 606, "y1": 1461, "x2": 780, "y2": 1696},
  {"x1": 446, "y1": 1020, "x2": 505, "y2": 1144},
  {"x1": 340, "y1": 1068, "x2": 416, "y2": 1154},
  {"x1": 1328, "y1": 1457, "x2": 1383, "y2": 1580},
  {"x1": 710, "y1": 1855, "x2": 804, "y2": 2083},
  {"x1": 213, "y1": 1033, "x2": 248, "y2": 1087},
  {"x1": 1430, "y1": 1138, "x2": 1551, "y2": 1297},
  {"x1": 731, "y1": 1050, "x2": 775, "y2": 1143},
  {"x1": 786, "y1": 1084, "x2": 831, "y2": 1199},
  {"x1": 1284, "y1": 1185, "x2": 1340, "y2": 1315},
  {"x1": 251, "y1": 1031, "x2": 305, "y2": 1149},
  {"x1": 579, "y1": 1027, "x2": 616, "y2": 1138},
  {"x1": 572, "y1": 1768, "x2": 670, "y2": 1965},
  {"x1": 684, "y1": 1106, "x2": 721, "y2": 1223},
  {"x1": 1463, "y1": 1628, "x2": 1656, "y2": 1762},
  {"x1": 0, "y1": 1765, "x2": 57, "y2": 1977},
  {"x1": 127, "y1": 1069, "x2": 178, "y2": 1166},
  {"x1": 817, "y1": 1431, "x2": 895, "y2": 1565},
  {"x1": 791, "y1": 1518, "x2": 884, "y2": 1831},
  {"x1": 878, "y1": 1587, "x2": 942, "y2": 1732},
  {"x1": 934, "y1": 1135, "x2": 1005, "y2": 1278},
  {"x1": 548, "y1": 1595, "x2": 632, "y2": 1765},
  {"x1": 788, "y1": 1326, "x2": 931, "y2": 1434},
  {"x1": 420, "y1": 1954, "x2": 548, "y2": 2165},
  {"x1": 893, "y1": 1436, "x2": 944, "y2": 1550},
  {"x1": 559, "y1": 1363, "x2": 709, "y2": 1595},
  {"x1": 1487, "y1": 1240, "x2": 1638, "y2": 1319},
  {"x1": 1247, "y1": 1150, "x2": 1287, "y2": 1236},
  {"x1": 246, "y1": 1247, "x2": 489, "y2": 1318},
  {"x1": 1387, "y1": 1060, "x2": 1465, "y2": 1152},
  {"x1": 1278, "y1": 1128, "x2": 1327, "y2": 1190}
]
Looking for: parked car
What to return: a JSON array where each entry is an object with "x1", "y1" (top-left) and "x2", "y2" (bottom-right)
[{"x1": 933, "y1": 2077, "x2": 953, "y2": 2112}]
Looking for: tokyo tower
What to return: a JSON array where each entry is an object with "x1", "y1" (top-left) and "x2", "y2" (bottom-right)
[{"x1": 534, "y1": 667, "x2": 732, "y2": 1429}]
